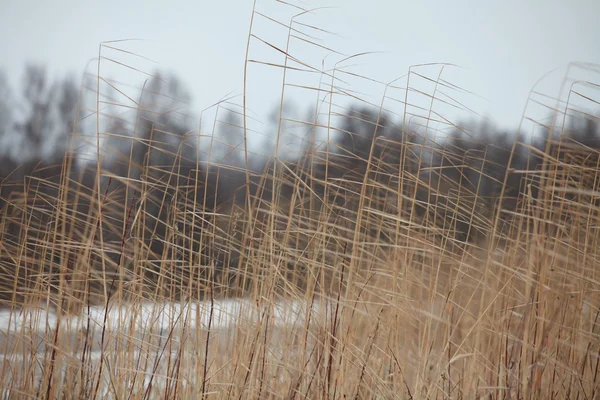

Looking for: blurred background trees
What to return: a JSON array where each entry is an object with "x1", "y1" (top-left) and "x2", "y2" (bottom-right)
[{"x1": 0, "y1": 62, "x2": 599, "y2": 275}]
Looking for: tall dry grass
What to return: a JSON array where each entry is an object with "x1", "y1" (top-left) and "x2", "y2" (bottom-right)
[{"x1": 1, "y1": 3, "x2": 600, "y2": 399}]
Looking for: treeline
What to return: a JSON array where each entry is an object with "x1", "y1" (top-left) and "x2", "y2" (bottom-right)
[{"x1": 0, "y1": 65, "x2": 599, "y2": 298}]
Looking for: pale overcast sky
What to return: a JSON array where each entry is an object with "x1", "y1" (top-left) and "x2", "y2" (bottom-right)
[{"x1": 1, "y1": 0, "x2": 599, "y2": 137}]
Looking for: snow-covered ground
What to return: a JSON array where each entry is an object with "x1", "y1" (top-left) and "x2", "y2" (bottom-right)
[
  {"x1": 1, "y1": 298, "x2": 319, "y2": 336},
  {"x1": 0, "y1": 297, "x2": 328, "y2": 357},
  {"x1": 0, "y1": 297, "x2": 330, "y2": 397}
]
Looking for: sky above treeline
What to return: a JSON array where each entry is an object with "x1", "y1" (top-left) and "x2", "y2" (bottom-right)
[{"x1": 1, "y1": 0, "x2": 599, "y2": 134}]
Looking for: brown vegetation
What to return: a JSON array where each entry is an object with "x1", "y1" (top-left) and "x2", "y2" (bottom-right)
[{"x1": 1, "y1": 4, "x2": 600, "y2": 399}]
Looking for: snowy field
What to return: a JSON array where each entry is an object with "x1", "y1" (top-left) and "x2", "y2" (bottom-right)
[
  {"x1": 0, "y1": 297, "x2": 327, "y2": 352},
  {"x1": 0, "y1": 297, "x2": 330, "y2": 397}
]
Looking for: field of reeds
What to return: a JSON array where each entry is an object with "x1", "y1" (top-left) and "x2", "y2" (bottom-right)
[{"x1": 1, "y1": 3, "x2": 600, "y2": 399}]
